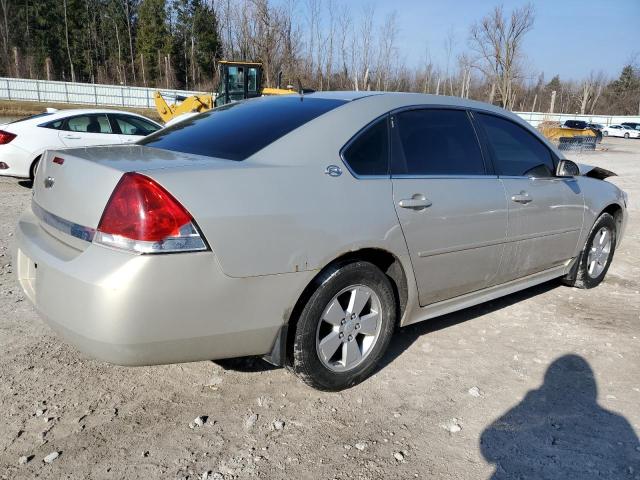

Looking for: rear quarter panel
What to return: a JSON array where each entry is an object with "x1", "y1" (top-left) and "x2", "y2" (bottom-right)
[
  {"x1": 148, "y1": 161, "x2": 408, "y2": 278},
  {"x1": 147, "y1": 97, "x2": 412, "y2": 278}
]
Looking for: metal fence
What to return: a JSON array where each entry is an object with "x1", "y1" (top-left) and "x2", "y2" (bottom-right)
[
  {"x1": 2, "y1": 77, "x2": 640, "y2": 126},
  {"x1": 514, "y1": 111, "x2": 640, "y2": 127},
  {"x1": 0, "y1": 77, "x2": 205, "y2": 109}
]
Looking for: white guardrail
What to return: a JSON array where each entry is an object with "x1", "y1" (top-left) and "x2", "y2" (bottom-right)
[
  {"x1": 0, "y1": 77, "x2": 205, "y2": 109},
  {"x1": 1, "y1": 77, "x2": 639, "y2": 126},
  {"x1": 514, "y1": 111, "x2": 640, "y2": 127}
]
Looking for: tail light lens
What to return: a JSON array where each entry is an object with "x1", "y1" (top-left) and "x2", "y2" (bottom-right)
[
  {"x1": 94, "y1": 172, "x2": 207, "y2": 253},
  {"x1": 0, "y1": 130, "x2": 16, "y2": 144}
]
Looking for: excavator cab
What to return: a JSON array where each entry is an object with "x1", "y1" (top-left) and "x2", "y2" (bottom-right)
[
  {"x1": 154, "y1": 60, "x2": 296, "y2": 124},
  {"x1": 214, "y1": 61, "x2": 263, "y2": 107}
]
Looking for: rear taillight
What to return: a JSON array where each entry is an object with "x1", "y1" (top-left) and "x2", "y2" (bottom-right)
[
  {"x1": 94, "y1": 172, "x2": 207, "y2": 253},
  {"x1": 0, "y1": 130, "x2": 16, "y2": 145}
]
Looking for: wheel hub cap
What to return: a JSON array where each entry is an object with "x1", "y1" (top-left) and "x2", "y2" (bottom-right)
[
  {"x1": 587, "y1": 227, "x2": 612, "y2": 278},
  {"x1": 315, "y1": 285, "x2": 383, "y2": 372}
]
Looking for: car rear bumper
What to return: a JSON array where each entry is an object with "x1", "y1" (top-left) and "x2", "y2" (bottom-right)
[
  {"x1": 14, "y1": 209, "x2": 315, "y2": 366},
  {"x1": 0, "y1": 144, "x2": 31, "y2": 178}
]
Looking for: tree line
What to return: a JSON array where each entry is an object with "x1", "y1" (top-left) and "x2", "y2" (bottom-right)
[{"x1": 1, "y1": 0, "x2": 639, "y2": 115}]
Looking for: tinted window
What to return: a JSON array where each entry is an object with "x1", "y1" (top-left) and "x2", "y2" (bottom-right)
[
  {"x1": 565, "y1": 120, "x2": 587, "y2": 129},
  {"x1": 140, "y1": 96, "x2": 346, "y2": 160},
  {"x1": 114, "y1": 115, "x2": 160, "y2": 136},
  {"x1": 65, "y1": 114, "x2": 112, "y2": 134},
  {"x1": 342, "y1": 117, "x2": 388, "y2": 176},
  {"x1": 478, "y1": 113, "x2": 554, "y2": 177},
  {"x1": 393, "y1": 109, "x2": 485, "y2": 175}
]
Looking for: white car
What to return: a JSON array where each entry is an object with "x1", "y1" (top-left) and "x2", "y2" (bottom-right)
[
  {"x1": 0, "y1": 108, "x2": 162, "y2": 180},
  {"x1": 602, "y1": 124, "x2": 640, "y2": 139}
]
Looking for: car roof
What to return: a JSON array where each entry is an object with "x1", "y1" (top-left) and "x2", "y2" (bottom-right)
[
  {"x1": 307, "y1": 91, "x2": 501, "y2": 110},
  {"x1": 34, "y1": 108, "x2": 158, "y2": 123},
  {"x1": 305, "y1": 91, "x2": 384, "y2": 101},
  {"x1": 253, "y1": 90, "x2": 566, "y2": 162},
  {"x1": 311, "y1": 91, "x2": 518, "y2": 115}
]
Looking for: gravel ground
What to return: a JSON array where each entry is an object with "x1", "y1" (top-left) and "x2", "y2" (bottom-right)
[{"x1": 0, "y1": 137, "x2": 638, "y2": 480}]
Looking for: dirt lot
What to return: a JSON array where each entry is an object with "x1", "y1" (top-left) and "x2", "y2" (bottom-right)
[{"x1": 0, "y1": 137, "x2": 638, "y2": 480}]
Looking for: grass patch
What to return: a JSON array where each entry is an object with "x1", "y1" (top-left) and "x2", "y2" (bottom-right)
[{"x1": 0, "y1": 99, "x2": 161, "y2": 121}]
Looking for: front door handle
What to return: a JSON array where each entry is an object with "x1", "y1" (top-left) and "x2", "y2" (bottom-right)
[
  {"x1": 63, "y1": 134, "x2": 81, "y2": 140},
  {"x1": 398, "y1": 194, "x2": 432, "y2": 210},
  {"x1": 511, "y1": 192, "x2": 533, "y2": 204}
]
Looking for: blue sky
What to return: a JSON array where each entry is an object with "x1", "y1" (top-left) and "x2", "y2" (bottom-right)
[{"x1": 325, "y1": 0, "x2": 640, "y2": 81}]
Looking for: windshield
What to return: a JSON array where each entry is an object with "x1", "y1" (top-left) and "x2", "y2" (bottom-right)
[{"x1": 140, "y1": 95, "x2": 346, "y2": 161}]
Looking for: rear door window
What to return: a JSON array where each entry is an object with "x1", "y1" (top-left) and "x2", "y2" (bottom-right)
[
  {"x1": 64, "y1": 114, "x2": 113, "y2": 134},
  {"x1": 477, "y1": 113, "x2": 555, "y2": 177},
  {"x1": 392, "y1": 109, "x2": 486, "y2": 176},
  {"x1": 342, "y1": 117, "x2": 389, "y2": 176},
  {"x1": 113, "y1": 114, "x2": 160, "y2": 136},
  {"x1": 140, "y1": 96, "x2": 346, "y2": 160}
]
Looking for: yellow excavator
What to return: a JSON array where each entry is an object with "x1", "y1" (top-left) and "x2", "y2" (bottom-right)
[
  {"x1": 154, "y1": 60, "x2": 296, "y2": 124},
  {"x1": 538, "y1": 120, "x2": 600, "y2": 151}
]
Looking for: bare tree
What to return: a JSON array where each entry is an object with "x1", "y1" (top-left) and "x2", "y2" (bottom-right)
[
  {"x1": 123, "y1": 0, "x2": 137, "y2": 82},
  {"x1": 469, "y1": 3, "x2": 534, "y2": 108},
  {"x1": 420, "y1": 46, "x2": 434, "y2": 93},
  {"x1": 443, "y1": 27, "x2": 455, "y2": 95},
  {"x1": 336, "y1": 4, "x2": 352, "y2": 89},
  {"x1": 375, "y1": 12, "x2": 398, "y2": 91},
  {"x1": 63, "y1": 0, "x2": 76, "y2": 82},
  {"x1": 0, "y1": 0, "x2": 9, "y2": 74},
  {"x1": 351, "y1": 4, "x2": 374, "y2": 91}
]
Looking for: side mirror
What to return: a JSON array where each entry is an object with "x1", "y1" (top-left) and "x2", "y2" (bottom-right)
[{"x1": 556, "y1": 159, "x2": 580, "y2": 177}]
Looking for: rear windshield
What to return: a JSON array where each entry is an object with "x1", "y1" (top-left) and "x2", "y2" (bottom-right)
[
  {"x1": 10, "y1": 112, "x2": 53, "y2": 124},
  {"x1": 140, "y1": 95, "x2": 346, "y2": 160}
]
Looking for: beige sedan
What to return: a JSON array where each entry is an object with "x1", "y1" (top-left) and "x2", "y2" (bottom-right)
[{"x1": 15, "y1": 92, "x2": 627, "y2": 390}]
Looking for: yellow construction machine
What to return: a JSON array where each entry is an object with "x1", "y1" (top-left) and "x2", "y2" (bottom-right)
[
  {"x1": 538, "y1": 120, "x2": 600, "y2": 151},
  {"x1": 154, "y1": 60, "x2": 296, "y2": 124}
]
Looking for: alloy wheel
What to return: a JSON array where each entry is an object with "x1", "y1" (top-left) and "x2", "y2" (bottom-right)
[
  {"x1": 315, "y1": 284, "x2": 382, "y2": 372},
  {"x1": 587, "y1": 227, "x2": 612, "y2": 278}
]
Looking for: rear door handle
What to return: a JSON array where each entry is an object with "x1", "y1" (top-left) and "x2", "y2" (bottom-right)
[
  {"x1": 398, "y1": 194, "x2": 432, "y2": 210},
  {"x1": 511, "y1": 192, "x2": 533, "y2": 204},
  {"x1": 63, "y1": 134, "x2": 81, "y2": 140}
]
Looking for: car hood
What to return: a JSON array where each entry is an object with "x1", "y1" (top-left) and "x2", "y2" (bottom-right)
[{"x1": 575, "y1": 162, "x2": 616, "y2": 180}]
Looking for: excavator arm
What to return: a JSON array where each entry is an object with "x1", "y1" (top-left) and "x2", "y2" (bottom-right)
[{"x1": 154, "y1": 91, "x2": 214, "y2": 124}]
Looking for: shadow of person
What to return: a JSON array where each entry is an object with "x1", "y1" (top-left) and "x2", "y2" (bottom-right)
[{"x1": 480, "y1": 354, "x2": 640, "y2": 479}]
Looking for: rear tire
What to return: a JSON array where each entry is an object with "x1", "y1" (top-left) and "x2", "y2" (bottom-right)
[
  {"x1": 290, "y1": 261, "x2": 396, "y2": 391},
  {"x1": 29, "y1": 156, "x2": 40, "y2": 183},
  {"x1": 603, "y1": 131, "x2": 608, "y2": 137},
  {"x1": 563, "y1": 213, "x2": 616, "y2": 289},
  {"x1": 624, "y1": 133, "x2": 630, "y2": 139}
]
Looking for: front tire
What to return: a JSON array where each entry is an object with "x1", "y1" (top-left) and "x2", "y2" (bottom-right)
[
  {"x1": 603, "y1": 131, "x2": 608, "y2": 137},
  {"x1": 290, "y1": 261, "x2": 396, "y2": 391},
  {"x1": 624, "y1": 132, "x2": 630, "y2": 139},
  {"x1": 564, "y1": 213, "x2": 616, "y2": 289}
]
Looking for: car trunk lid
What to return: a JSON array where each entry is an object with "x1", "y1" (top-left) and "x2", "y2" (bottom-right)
[{"x1": 32, "y1": 145, "x2": 234, "y2": 249}]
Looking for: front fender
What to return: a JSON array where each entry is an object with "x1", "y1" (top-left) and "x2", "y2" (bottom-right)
[{"x1": 574, "y1": 177, "x2": 627, "y2": 251}]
